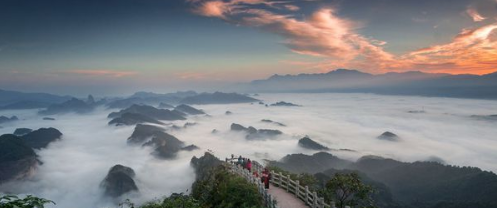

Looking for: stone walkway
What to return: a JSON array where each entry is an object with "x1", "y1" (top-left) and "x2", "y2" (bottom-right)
[{"x1": 267, "y1": 184, "x2": 308, "y2": 208}]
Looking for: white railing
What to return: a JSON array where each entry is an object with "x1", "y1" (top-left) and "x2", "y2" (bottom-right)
[
  {"x1": 226, "y1": 157, "x2": 337, "y2": 208},
  {"x1": 227, "y1": 160, "x2": 279, "y2": 208}
]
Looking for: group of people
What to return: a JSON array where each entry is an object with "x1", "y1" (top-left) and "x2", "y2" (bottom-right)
[{"x1": 233, "y1": 155, "x2": 272, "y2": 189}]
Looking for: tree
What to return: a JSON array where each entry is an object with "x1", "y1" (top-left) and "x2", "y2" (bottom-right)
[
  {"x1": 0, "y1": 195, "x2": 54, "y2": 208},
  {"x1": 192, "y1": 165, "x2": 264, "y2": 208},
  {"x1": 324, "y1": 173, "x2": 376, "y2": 208}
]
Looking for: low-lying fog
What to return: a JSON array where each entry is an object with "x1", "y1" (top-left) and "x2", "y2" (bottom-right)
[{"x1": 1, "y1": 93, "x2": 497, "y2": 207}]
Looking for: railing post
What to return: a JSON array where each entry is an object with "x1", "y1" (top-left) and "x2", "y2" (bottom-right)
[
  {"x1": 305, "y1": 186, "x2": 309, "y2": 205},
  {"x1": 286, "y1": 175, "x2": 290, "y2": 192},
  {"x1": 319, "y1": 197, "x2": 325, "y2": 208},
  {"x1": 330, "y1": 201, "x2": 336, "y2": 208},
  {"x1": 279, "y1": 172, "x2": 283, "y2": 187},
  {"x1": 313, "y1": 191, "x2": 318, "y2": 208},
  {"x1": 296, "y1": 180, "x2": 300, "y2": 196}
]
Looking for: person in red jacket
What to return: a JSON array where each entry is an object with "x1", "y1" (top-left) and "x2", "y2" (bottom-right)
[
  {"x1": 247, "y1": 159, "x2": 252, "y2": 172},
  {"x1": 262, "y1": 168, "x2": 271, "y2": 189}
]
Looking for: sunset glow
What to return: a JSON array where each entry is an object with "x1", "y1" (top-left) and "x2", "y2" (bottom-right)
[{"x1": 1, "y1": 0, "x2": 496, "y2": 94}]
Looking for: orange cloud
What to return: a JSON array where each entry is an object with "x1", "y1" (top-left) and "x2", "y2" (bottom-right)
[
  {"x1": 403, "y1": 24, "x2": 497, "y2": 74},
  {"x1": 188, "y1": 0, "x2": 497, "y2": 75},
  {"x1": 466, "y1": 7, "x2": 486, "y2": 22},
  {"x1": 193, "y1": 1, "x2": 227, "y2": 18},
  {"x1": 284, "y1": 5, "x2": 299, "y2": 11},
  {"x1": 69, "y1": 70, "x2": 138, "y2": 77}
]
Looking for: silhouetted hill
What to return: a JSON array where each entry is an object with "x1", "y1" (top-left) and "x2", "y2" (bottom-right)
[
  {"x1": 246, "y1": 69, "x2": 497, "y2": 99},
  {"x1": 269, "y1": 152, "x2": 351, "y2": 173},
  {"x1": 0, "y1": 89, "x2": 71, "y2": 107},
  {"x1": 108, "y1": 104, "x2": 186, "y2": 121},
  {"x1": 100, "y1": 165, "x2": 138, "y2": 197},
  {"x1": 230, "y1": 123, "x2": 282, "y2": 139},
  {"x1": 180, "y1": 92, "x2": 259, "y2": 104},
  {"x1": 21, "y1": 127, "x2": 63, "y2": 149},
  {"x1": 106, "y1": 91, "x2": 197, "y2": 109},
  {"x1": 13, "y1": 128, "x2": 33, "y2": 136},
  {"x1": 0, "y1": 134, "x2": 38, "y2": 183},
  {"x1": 0, "y1": 116, "x2": 18, "y2": 124},
  {"x1": 39, "y1": 98, "x2": 94, "y2": 115},
  {"x1": 108, "y1": 113, "x2": 164, "y2": 126},
  {"x1": 350, "y1": 156, "x2": 497, "y2": 206},
  {"x1": 298, "y1": 136, "x2": 330, "y2": 150},
  {"x1": 128, "y1": 124, "x2": 197, "y2": 159},
  {"x1": 174, "y1": 104, "x2": 205, "y2": 115},
  {"x1": 271, "y1": 152, "x2": 497, "y2": 208},
  {"x1": 190, "y1": 152, "x2": 222, "y2": 180}
]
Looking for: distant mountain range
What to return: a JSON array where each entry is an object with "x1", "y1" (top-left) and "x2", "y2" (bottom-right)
[
  {"x1": 0, "y1": 89, "x2": 259, "y2": 111},
  {"x1": 0, "y1": 89, "x2": 72, "y2": 109},
  {"x1": 244, "y1": 69, "x2": 497, "y2": 99}
]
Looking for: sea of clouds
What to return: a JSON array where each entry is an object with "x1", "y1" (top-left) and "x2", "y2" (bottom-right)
[{"x1": 1, "y1": 93, "x2": 497, "y2": 207}]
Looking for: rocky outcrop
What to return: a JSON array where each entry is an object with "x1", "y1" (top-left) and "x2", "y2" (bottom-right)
[
  {"x1": 127, "y1": 124, "x2": 165, "y2": 144},
  {"x1": 39, "y1": 98, "x2": 94, "y2": 115},
  {"x1": 230, "y1": 123, "x2": 282, "y2": 139},
  {"x1": 108, "y1": 104, "x2": 185, "y2": 121},
  {"x1": 174, "y1": 104, "x2": 205, "y2": 115},
  {"x1": 180, "y1": 92, "x2": 259, "y2": 104},
  {"x1": 190, "y1": 152, "x2": 222, "y2": 180},
  {"x1": 269, "y1": 152, "x2": 352, "y2": 174},
  {"x1": 183, "y1": 122, "x2": 197, "y2": 128},
  {"x1": 128, "y1": 124, "x2": 196, "y2": 159},
  {"x1": 270, "y1": 101, "x2": 301, "y2": 107},
  {"x1": 144, "y1": 133, "x2": 185, "y2": 159},
  {"x1": 87, "y1": 94, "x2": 95, "y2": 105},
  {"x1": 100, "y1": 165, "x2": 138, "y2": 197},
  {"x1": 108, "y1": 113, "x2": 164, "y2": 126},
  {"x1": 181, "y1": 145, "x2": 200, "y2": 151},
  {"x1": 0, "y1": 116, "x2": 18, "y2": 124},
  {"x1": 261, "y1": 119, "x2": 286, "y2": 126},
  {"x1": 0, "y1": 134, "x2": 38, "y2": 183},
  {"x1": 230, "y1": 123, "x2": 249, "y2": 131},
  {"x1": 377, "y1": 131, "x2": 400, "y2": 141},
  {"x1": 225, "y1": 111, "x2": 232, "y2": 115},
  {"x1": 298, "y1": 136, "x2": 330, "y2": 150},
  {"x1": 22, "y1": 128, "x2": 63, "y2": 149},
  {"x1": 13, "y1": 128, "x2": 33, "y2": 136}
]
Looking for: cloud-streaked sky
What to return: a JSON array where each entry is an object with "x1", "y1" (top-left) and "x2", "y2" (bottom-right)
[{"x1": 1, "y1": 0, "x2": 497, "y2": 95}]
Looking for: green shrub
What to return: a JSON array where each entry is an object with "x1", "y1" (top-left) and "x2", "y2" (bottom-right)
[
  {"x1": 0, "y1": 195, "x2": 54, "y2": 208},
  {"x1": 192, "y1": 165, "x2": 264, "y2": 208}
]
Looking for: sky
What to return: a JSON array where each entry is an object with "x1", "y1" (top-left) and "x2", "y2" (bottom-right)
[{"x1": 1, "y1": 0, "x2": 497, "y2": 95}]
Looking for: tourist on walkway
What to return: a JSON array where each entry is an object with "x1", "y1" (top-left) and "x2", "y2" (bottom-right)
[
  {"x1": 262, "y1": 168, "x2": 271, "y2": 189},
  {"x1": 237, "y1": 156, "x2": 243, "y2": 166},
  {"x1": 247, "y1": 159, "x2": 252, "y2": 172}
]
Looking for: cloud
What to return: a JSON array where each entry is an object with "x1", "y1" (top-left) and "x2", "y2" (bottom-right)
[
  {"x1": 466, "y1": 7, "x2": 486, "y2": 22},
  {"x1": 68, "y1": 70, "x2": 138, "y2": 78},
  {"x1": 2, "y1": 94, "x2": 497, "y2": 208},
  {"x1": 189, "y1": 0, "x2": 395, "y2": 69},
  {"x1": 404, "y1": 24, "x2": 497, "y2": 74},
  {"x1": 187, "y1": 0, "x2": 497, "y2": 75},
  {"x1": 283, "y1": 5, "x2": 299, "y2": 11}
]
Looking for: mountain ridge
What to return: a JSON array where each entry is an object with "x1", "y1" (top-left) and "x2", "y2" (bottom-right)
[{"x1": 246, "y1": 69, "x2": 497, "y2": 99}]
